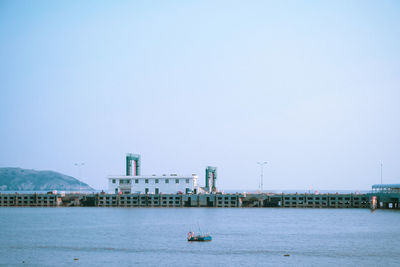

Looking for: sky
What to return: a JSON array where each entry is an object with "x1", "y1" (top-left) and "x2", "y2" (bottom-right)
[{"x1": 0, "y1": 0, "x2": 399, "y2": 191}]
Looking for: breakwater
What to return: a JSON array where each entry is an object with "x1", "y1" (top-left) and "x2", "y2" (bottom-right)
[{"x1": 0, "y1": 192, "x2": 379, "y2": 208}]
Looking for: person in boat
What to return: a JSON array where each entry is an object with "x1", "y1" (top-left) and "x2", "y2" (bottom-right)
[{"x1": 187, "y1": 232, "x2": 194, "y2": 240}]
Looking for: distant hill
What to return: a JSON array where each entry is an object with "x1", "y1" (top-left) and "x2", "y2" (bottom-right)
[{"x1": 0, "y1": 167, "x2": 94, "y2": 191}]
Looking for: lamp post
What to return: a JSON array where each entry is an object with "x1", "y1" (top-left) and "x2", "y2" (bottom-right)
[
  {"x1": 74, "y1": 162, "x2": 85, "y2": 193},
  {"x1": 257, "y1": 162, "x2": 268, "y2": 192}
]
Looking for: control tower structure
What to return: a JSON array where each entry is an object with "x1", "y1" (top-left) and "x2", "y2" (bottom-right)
[
  {"x1": 126, "y1": 153, "x2": 141, "y2": 176},
  {"x1": 205, "y1": 166, "x2": 217, "y2": 193}
]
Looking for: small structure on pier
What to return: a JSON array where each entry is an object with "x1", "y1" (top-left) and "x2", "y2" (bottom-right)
[{"x1": 370, "y1": 184, "x2": 400, "y2": 209}]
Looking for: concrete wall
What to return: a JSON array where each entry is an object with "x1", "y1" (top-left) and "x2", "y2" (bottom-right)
[
  {"x1": 96, "y1": 194, "x2": 240, "y2": 208},
  {"x1": 0, "y1": 194, "x2": 60, "y2": 207},
  {"x1": 279, "y1": 194, "x2": 369, "y2": 208},
  {"x1": 238, "y1": 193, "x2": 371, "y2": 208},
  {"x1": 3, "y1": 192, "x2": 396, "y2": 209}
]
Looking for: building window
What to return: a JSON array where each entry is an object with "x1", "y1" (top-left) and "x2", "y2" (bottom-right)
[
  {"x1": 135, "y1": 179, "x2": 139, "y2": 183},
  {"x1": 112, "y1": 179, "x2": 116, "y2": 184},
  {"x1": 155, "y1": 179, "x2": 159, "y2": 184},
  {"x1": 165, "y1": 179, "x2": 169, "y2": 184},
  {"x1": 176, "y1": 179, "x2": 179, "y2": 184},
  {"x1": 145, "y1": 179, "x2": 149, "y2": 184},
  {"x1": 186, "y1": 179, "x2": 189, "y2": 183}
]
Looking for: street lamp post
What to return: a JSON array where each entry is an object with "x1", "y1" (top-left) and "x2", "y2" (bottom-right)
[
  {"x1": 257, "y1": 162, "x2": 268, "y2": 192},
  {"x1": 74, "y1": 162, "x2": 85, "y2": 193}
]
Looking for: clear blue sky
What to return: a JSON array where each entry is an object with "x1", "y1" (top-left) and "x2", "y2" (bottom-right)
[{"x1": 1, "y1": 0, "x2": 399, "y2": 191}]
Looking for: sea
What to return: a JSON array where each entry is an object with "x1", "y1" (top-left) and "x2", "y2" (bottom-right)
[{"x1": 0, "y1": 207, "x2": 399, "y2": 267}]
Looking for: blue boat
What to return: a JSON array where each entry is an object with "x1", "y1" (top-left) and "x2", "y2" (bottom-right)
[{"x1": 187, "y1": 232, "x2": 212, "y2": 242}]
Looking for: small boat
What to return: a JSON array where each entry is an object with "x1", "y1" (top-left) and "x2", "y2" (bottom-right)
[{"x1": 187, "y1": 232, "x2": 212, "y2": 242}]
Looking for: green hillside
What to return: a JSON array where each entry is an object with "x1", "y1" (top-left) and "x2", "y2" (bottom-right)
[{"x1": 0, "y1": 167, "x2": 94, "y2": 191}]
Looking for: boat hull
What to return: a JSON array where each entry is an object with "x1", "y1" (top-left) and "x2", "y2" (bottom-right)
[{"x1": 187, "y1": 236, "x2": 212, "y2": 242}]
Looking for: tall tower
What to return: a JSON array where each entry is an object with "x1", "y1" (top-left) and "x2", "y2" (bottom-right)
[
  {"x1": 205, "y1": 166, "x2": 217, "y2": 193},
  {"x1": 126, "y1": 153, "x2": 141, "y2": 176}
]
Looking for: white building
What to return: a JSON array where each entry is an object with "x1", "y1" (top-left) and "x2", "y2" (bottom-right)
[{"x1": 108, "y1": 174, "x2": 198, "y2": 194}]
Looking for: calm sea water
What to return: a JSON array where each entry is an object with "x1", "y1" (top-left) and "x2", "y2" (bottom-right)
[{"x1": 0, "y1": 208, "x2": 399, "y2": 266}]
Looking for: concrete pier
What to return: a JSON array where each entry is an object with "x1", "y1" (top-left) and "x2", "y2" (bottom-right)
[
  {"x1": 96, "y1": 194, "x2": 240, "y2": 208},
  {"x1": 5, "y1": 191, "x2": 400, "y2": 209},
  {"x1": 243, "y1": 193, "x2": 370, "y2": 208},
  {"x1": 0, "y1": 192, "x2": 377, "y2": 208},
  {"x1": 0, "y1": 193, "x2": 61, "y2": 207}
]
